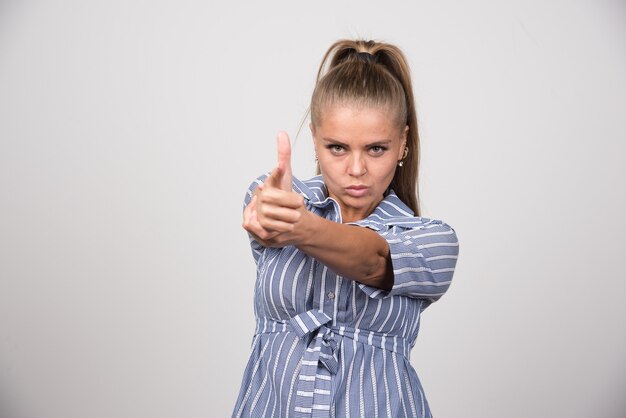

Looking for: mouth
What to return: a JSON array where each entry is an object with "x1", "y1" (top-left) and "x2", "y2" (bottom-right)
[{"x1": 345, "y1": 185, "x2": 369, "y2": 197}]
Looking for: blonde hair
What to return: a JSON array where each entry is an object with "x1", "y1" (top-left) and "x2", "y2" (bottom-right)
[{"x1": 310, "y1": 39, "x2": 421, "y2": 215}]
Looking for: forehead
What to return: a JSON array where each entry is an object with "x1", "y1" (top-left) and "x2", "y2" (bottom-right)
[{"x1": 315, "y1": 104, "x2": 401, "y2": 142}]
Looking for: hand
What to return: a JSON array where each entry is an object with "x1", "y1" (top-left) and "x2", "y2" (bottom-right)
[{"x1": 242, "y1": 132, "x2": 308, "y2": 247}]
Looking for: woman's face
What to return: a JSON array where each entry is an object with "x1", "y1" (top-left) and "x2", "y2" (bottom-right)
[{"x1": 311, "y1": 104, "x2": 408, "y2": 223}]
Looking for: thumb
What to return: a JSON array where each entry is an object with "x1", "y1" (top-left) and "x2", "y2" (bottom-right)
[{"x1": 276, "y1": 131, "x2": 292, "y2": 191}]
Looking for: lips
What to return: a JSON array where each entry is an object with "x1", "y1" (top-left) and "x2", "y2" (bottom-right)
[{"x1": 345, "y1": 185, "x2": 369, "y2": 197}]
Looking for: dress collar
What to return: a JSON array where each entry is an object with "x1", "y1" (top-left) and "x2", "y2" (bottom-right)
[{"x1": 293, "y1": 175, "x2": 422, "y2": 230}]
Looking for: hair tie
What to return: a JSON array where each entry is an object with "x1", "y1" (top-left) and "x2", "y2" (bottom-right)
[{"x1": 356, "y1": 51, "x2": 377, "y2": 64}]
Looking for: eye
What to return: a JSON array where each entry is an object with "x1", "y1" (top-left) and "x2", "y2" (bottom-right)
[
  {"x1": 326, "y1": 144, "x2": 346, "y2": 155},
  {"x1": 369, "y1": 145, "x2": 388, "y2": 156}
]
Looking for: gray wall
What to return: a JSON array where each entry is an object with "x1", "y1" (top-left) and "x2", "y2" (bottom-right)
[{"x1": 1, "y1": 1, "x2": 625, "y2": 417}]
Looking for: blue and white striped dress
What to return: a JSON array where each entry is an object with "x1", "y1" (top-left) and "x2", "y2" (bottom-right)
[{"x1": 233, "y1": 175, "x2": 459, "y2": 418}]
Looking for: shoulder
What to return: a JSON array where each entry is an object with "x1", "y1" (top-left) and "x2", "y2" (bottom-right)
[
  {"x1": 243, "y1": 172, "x2": 270, "y2": 206},
  {"x1": 351, "y1": 190, "x2": 457, "y2": 234},
  {"x1": 297, "y1": 175, "x2": 328, "y2": 202}
]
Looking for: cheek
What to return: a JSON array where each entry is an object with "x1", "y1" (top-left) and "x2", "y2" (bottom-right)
[
  {"x1": 317, "y1": 160, "x2": 334, "y2": 182},
  {"x1": 319, "y1": 157, "x2": 344, "y2": 175},
  {"x1": 376, "y1": 162, "x2": 399, "y2": 185},
  {"x1": 375, "y1": 156, "x2": 399, "y2": 174}
]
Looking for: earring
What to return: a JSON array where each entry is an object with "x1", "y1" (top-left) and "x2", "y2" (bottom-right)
[
  {"x1": 398, "y1": 147, "x2": 408, "y2": 167},
  {"x1": 315, "y1": 155, "x2": 318, "y2": 163}
]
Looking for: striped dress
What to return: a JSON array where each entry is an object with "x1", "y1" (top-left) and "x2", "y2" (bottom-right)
[{"x1": 233, "y1": 174, "x2": 459, "y2": 418}]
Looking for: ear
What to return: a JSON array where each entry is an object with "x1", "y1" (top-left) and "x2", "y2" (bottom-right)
[{"x1": 398, "y1": 125, "x2": 409, "y2": 158}]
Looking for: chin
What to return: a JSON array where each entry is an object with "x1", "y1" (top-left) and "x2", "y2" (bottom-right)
[{"x1": 344, "y1": 195, "x2": 375, "y2": 208}]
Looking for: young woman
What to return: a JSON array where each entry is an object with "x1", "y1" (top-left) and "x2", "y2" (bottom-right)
[{"x1": 233, "y1": 39, "x2": 459, "y2": 418}]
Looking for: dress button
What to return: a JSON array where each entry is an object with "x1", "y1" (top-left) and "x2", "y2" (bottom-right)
[{"x1": 327, "y1": 291, "x2": 335, "y2": 300}]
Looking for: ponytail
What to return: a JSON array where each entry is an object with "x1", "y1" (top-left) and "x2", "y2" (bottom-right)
[{"x1": 310, "y1": 39, "x2": 421, "y2": 216}]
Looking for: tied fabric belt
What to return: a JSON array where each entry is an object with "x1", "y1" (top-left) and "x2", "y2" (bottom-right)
[{"x1": 255, "y1": 310, "x2": 411, "y2": 418}]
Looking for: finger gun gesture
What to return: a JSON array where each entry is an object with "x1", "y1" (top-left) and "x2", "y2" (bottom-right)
[{"x1": 242, "y1": 132, "x2": 307, "y2": 247}]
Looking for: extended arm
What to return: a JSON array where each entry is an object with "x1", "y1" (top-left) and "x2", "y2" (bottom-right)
[
  {"x1": 296, "y1": 211, "x2": 393, "y2": 290},
  {"x1": 243, "y1": 181, "x2": 394, "y2": 290},
  {"x1": 242, "y1": 132, "x2": 394, "y2": 290}
]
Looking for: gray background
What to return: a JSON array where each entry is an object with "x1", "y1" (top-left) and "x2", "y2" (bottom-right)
[{"x1": 1, "y1": 1, "x2": 625, "y2": 417}]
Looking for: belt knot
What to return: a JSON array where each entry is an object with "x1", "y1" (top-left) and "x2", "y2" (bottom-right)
[
  {"x1": 319, "y1": 327, "x2": 339, "y2": 375},
  {"x1": 287, "y1": 309, "x2": 340, "y2": 375}
]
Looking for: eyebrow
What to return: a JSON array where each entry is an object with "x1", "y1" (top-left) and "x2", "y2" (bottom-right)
[{"x1": 321, "y1": 138, "x2": 393, "y2": 147}]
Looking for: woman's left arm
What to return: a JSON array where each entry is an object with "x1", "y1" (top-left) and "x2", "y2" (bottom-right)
[{"x1": 297, "y1": 213, "x2": 394, "y2": 289}]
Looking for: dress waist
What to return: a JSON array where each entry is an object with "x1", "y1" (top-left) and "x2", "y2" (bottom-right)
[
  {"x1": 255, "y1": 310, "x2": 411, "y2": 360},
  {"x1": 254, "y1": 309, "x2": 413, "y2": 417}
]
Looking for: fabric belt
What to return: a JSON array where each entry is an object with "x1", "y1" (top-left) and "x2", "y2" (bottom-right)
[{"x1": 255, "y1": 310, "x2": 411, "y2": 418}]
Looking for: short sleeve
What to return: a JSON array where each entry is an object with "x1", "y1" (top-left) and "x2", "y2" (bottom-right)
[
  {"x1": 243, "y1": 173, "x2": 269, "y2": 265},
  {"x1": 357, "y1": 220, "x2": 459, "y2": 302}
]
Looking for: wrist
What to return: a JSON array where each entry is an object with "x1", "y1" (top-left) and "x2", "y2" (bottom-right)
[{"x1": 295, "y1": 209, "x2": 318, "y2": 248}]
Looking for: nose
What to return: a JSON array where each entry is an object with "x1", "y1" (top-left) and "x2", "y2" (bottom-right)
[{"x1": 348, "y1": 154, "x2": 367, "y2": 177}]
